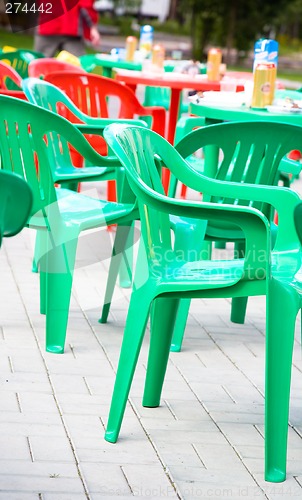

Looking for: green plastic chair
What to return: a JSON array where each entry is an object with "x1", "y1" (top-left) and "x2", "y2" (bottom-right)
[
  {"x1": 0, "y1": 95, "x2": 138, "y2": 354},
  {"x1": 0, "y1": 170, "x2": 33, "y2": 245},
  {"x1": 103, "y1": 122, "x2": 302, "y2": 483},
  {"x1": 168, "y1": 120, "x2": 302, "y2": 350},
  {"x1": 22, "y1": 77, "x2": 147, "y2": 285},
  {"x1": 0, "y1": 49, "x2": 44, "y2": 89},
  {"x1": 99, "y1": 120, "x2": 300, "y2": 344}
]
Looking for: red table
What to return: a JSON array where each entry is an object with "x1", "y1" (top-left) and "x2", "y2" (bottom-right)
[{"x1": 114, "y1": 69, "x2": 245, "y2": 144}]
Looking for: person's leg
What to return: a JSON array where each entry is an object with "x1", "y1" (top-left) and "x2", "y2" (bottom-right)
[
  {"x1": 62, "y1": 36, "x2": 86, "y2": 57},
  {"x1": 34, "y1": 35, "x2": 62, "y2": 57}
]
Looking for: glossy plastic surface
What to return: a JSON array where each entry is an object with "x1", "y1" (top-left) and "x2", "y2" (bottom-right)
[
  {"x1": 103, "y1": 122, "x2": 302, "y2": 484},
  {"x1": 28, "y1": 58, "x2": 86, "y2": 78},
  {"x1": 0, "y1": 60, "x2": 27, "y2": 99},
  {"x1": 0, "y1": 60, "x2": 22, "y2": 88},
  {"x1": 0, "y1": 49, "x2": 44, "y2": 88},
  {"x1": 0, "y1": 171, "x2": 32, "y2": 245}
]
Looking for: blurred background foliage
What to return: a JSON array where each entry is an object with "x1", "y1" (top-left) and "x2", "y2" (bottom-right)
[
  {"x1": 105, "y1": 0, "x2": 302, "y2": 62},
  {"x1": 3, "y1": 0, "x2": 302, "y2": 65}
]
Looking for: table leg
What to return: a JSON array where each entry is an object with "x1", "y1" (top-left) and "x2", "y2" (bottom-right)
[
  {"x1": 167, "y1": 88, "x2": 181, "y2": 144},
  {"x1": 124, "y1": 83, "x2": 137, "y2": 94},
  {"x1": 102, "y1": 68, "x2": 113, "y2": 78},
  {"x1": 162, "y1": 88, "x2": 181, "y2": 192}
]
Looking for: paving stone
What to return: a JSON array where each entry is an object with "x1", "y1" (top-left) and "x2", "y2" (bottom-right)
[
  {"x1": 29, "y1": 435, "x2": 76, "y2": 462},
  {"x1": 2, "y1": 177, "x2": 302, "y2": 497}
]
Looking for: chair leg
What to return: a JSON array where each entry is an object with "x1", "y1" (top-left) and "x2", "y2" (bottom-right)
[
  {"x1": 169, "y1": 223, "x2": 208, "y2": 352},
  {"x1": 230, "y1": 296, "x2": 248, "y2": 324},
  {"x1": 170, "y1": 298, "x2": 191, "y2": 352},
  {"x1": 43, "y1": 235, "x2": 78, "y2": 354},
  {"x1": 143, "y1": 297, "x2": 180, "y2": 407},
  {"x1": 105, "y1": 290, "x2": 152, "y2": 443},
  {"x1": 32, "y1": 230, "x2": 41, "y2": 273},
  {"x1": 265, "y1": 278, "x2": 299, "y2": 482},
  {"x1": 118, "y1": 223, "x2": 134, "y2": 289},
  {"x1": 36, "y1": 230, "x2": 49, "y2": 314},
  {"x1": 231, "y1": 240, "x2": 248, "y2": 324},
  {"x1": 39, "y1": 271, "x2": 47, "y2": 315},
  {"x1": 99, "y1": 224, "x2": 132, "y2": 324}
]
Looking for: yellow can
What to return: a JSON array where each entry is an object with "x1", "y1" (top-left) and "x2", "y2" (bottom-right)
[
  {"x1": 151, "y1": 44, "x2": 165, "y2": 68},
  {"x1": 251, "y1": 64, "x2": 271, "y2": 108},
  {"x1": 207, "y1": 48, "x2": 222, "y2": 81},
  {"x1": 125, "y1": 36, "x2": 137, "y2": 62}
]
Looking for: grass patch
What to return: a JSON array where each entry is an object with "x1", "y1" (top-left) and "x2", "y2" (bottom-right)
[{"x1": 0, "y1": 28, "x2": 34, "y2": 50}]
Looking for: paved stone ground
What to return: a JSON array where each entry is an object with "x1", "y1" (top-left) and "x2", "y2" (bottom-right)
[{"x1": 1, "y1": 172, "x2": 302, "y2": 499}]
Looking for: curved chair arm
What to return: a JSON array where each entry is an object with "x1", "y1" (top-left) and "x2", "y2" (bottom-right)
[{"x1": 75, "y1": 122, "x2": 148, "y2": 167}]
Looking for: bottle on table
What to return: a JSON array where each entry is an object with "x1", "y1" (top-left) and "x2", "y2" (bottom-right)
[
  {"x1": 139, "y1": 25, "x2": 154, "y2": 57},
  {"x1": 125, "y1": 36, "x2": 137, "y2": 62},
  {"x1": 151, "y1": 44, "x2": 165, "y2": 69},
  {"x1": 206, "y1": 48, "x2": 222, "y2": 81}
]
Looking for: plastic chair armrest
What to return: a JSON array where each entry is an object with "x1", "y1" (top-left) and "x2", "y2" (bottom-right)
[{"x1": 136, "y1": 183, "x2": 270, "y2": 272}]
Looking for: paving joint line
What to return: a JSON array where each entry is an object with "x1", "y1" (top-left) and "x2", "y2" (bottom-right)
[
  {"x1": 170, "y1": 358, "x2": 269, "y2": 499},
  {"x1": 120, "y1": 465, "x2": 134, "y2": 495}
]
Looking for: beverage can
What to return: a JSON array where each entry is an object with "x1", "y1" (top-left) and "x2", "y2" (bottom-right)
[
  {"x1": 139, "y1": 25, "x2": 154, "y2": 55},
  {"x1": 151, "y1": 44, "x2": 165, "y2": 68},
  {"x1": 251, "y1": 63, "x2": 271, "y2": 108},
  {"x1": 206, "y1": 48, "x2": 222, "y2": 81},
  {"x1": 125, "y1": 36, "x2": 137, "y2": 62}
]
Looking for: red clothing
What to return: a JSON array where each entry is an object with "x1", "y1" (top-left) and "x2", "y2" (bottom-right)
[{"x1": 37, "y1": 0, "x2": 97, "y2": 40}]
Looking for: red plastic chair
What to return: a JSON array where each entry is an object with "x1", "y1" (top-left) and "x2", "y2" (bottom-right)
[
  {"x1": 0, "y1": 60, "x2": 22, "y2": 88},
  {"x1": 44, "y1": 72, "x2": 166, "y2": 199},
  {"x1": 28, "y1": 58, "x2": 86, "y2": 79},
  {"x1": 0, "y1": 61, "x2": 27, "y2": 99}
]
